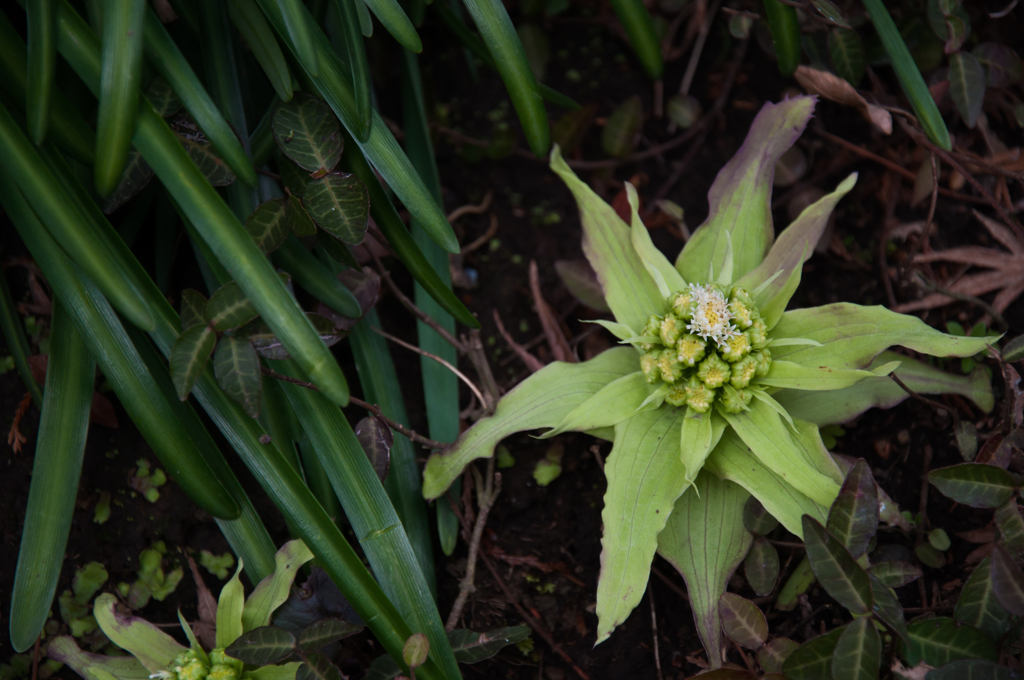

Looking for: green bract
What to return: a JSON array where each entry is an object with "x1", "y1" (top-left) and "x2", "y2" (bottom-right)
[{"x1": 421, "y1": 97, "x2": 995, "y2": 650}]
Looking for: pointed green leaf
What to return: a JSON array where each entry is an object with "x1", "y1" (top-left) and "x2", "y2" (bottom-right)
[
  {"x1": 247, "y1": 664, "x2": 302, "y2": 680},
  {"x1": 242, "y1": 539, "x2": 315, "y2": 632},
  {"x1": 869, "y1": 574, "x2": 907, "y2": 641},
  {"x1": 543, "y1": 371, "x2": 651, "y2": 437},
  {"x1": 743, "y1": 497, "x2": 780, "y2": 535},
  {"x1": 272, "y1": 92, "x2": 343, "y2": 174},
  {"x1": 954, "y1": 556, "x2": 1010, "y2": 640},
  {"x1": 225, "y1": 0, "x2": 293, "y2": 102},
  {"x1": 802, "y1": 516, "x2": 872, "y2": 615},
  {"x1": 827, "y1": 459, "x2": 878, "y2": 559},
  {"x1": 676, "y1": 97, "x2": 816, "y2": 285},
  {"x1": 99, "y1": 149, "x2": 154, "y2": 214},
  {"x1": 554, "y1": 259, "x2": 610, "y2": 312},
  {"x1": 422, "y1": 348, "x2": 638, "y2": 499},
  {"x1": 179, "y1": 135, "x2": 236, "y2": 186},
  {"x1": 901, "y1": 618, "x2": 998, "y2": 667},
  {"x1": 869, "y1": 561, "x2": 921, "y2": 588},
  {"x1": 625, "y1": 183, "x2": 687, "y2": 295},
  {"x1": 448, "y1": 626, "x2": 531, "y2": 663},
  {"x1": 225, "y1": 626, "x2": 297, "y2": 664},
  {"x1": 658, "y1": 472, "x2": 752, "y2": 666},
  {"x1": 170, "y1": 323, "x2": 217, "y2": 400},
  {"x1": 771, "y1": 303, "x2": 997, "y2": 370},
  {"x1": 680, "y1": 408, "x2": 725, "y2": 485},
  {"x1": 245, "y1": 198, "x2": 292, "y2": 255},
  {"x1": 759, "y1": 359, "x2": 895, "y2": 391},
  {"x1": 302, "y1": 173, "x2": 369, "y2": 244},
  {"x1": 46, "y1": 636, "x2": 151, "y2": 680},
  {"x1": 93, "y1": 593, "x2": 186, "y2": 672},
  {"x1": 832, "y1": 618, "x2": 880, "y2": 680},
  {"x1": 719, "y1": 593, "x2": 768, "y2": 650},
  {"x1": 215, "y1": 336, "x2": 262, "y2": 418},
  {"x1": 550, "y1": 147, "x2": 664, "y2": 332},
  {"x1": 995, "y1": 499, "x2": 1024, "y2": 556},
  {"x1": 928, "y1": 464, "x2": 1016, "y2": 509},
  {"x1": 757, "y1": 637, "x2": 799, "y2": 674},
  {"x1": 288, "y1": 194, "x2": 317, "y2": 237},
  {"x1": 783, "y1": 628, "x2": 842, "y2": 680},
  {"x1": 181, "y1": 289, "x2": 208, "y2": 330},
  {"x1": 990, "y1": 545, "x2": 1024, "y2": 616},
  {"x1": 206, "y1": 281, "x2": 259, "y2": 331},
  {"x1": 297, "y1": 619, "x2": 365, "y2": 651},
  {"x1": 829, "y1": 29, "x2": 864, "y2": 87},
  {"x1": 596, "y1": 408, "x2": 688, "y2": 643},
  {"x1": 216, "y1": 561, "x2": 246, "y2": 648},
  {"x1": 950, "y1": 52, "x2": 985, "y2": 128},
  {"x1": 744, "y1": 536, "x2": 780, "y2": 596},
  {"x1": 296, "y1": 653, "x2": 343, "y2": 680},
  {"x1": 177, "y1": 612, "x2": 208, "y2": 664}
]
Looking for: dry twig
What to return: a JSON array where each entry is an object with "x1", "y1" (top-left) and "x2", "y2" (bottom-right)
[{"x1": 445, "y1": 459, "x2": 501, "y2": 631}]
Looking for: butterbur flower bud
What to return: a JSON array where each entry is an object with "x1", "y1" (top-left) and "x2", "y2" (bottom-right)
[
  {"x1": 730, "y1": 355, "x2": 758, "y2": 388},
  {"x1": 665, "y1": 383, "x2": 688, "y2": 407},
  {"x1": 720, "y1": 385, "x2": 753, "y2": 414},
  {"x1": 640, "y1": 351, "x2": 662, "y2": 383},
  {"x1": 669, "y1": 291, "x2": 695, "y2": 319},
  {"x1": 747, "y1": 318, "x2": 768, "y2": 347},
  {"x1": 727, "y1": 299, "x2": 753, "y2": 329},
  {"x1": 176, "y1": 660, "x2": 208, "y2": 680},
  {"x1": 720, "y1": 333, "x2": 751, "y2": 363},
  {"x1": 209, "y1": 651, "x2": 242, "y2": 674},
  {"x1": 676, "y1": 333, "x2": 706, "y2": 367},
  {"x1": 697, "y1": 353, "x2": 731, "y2": 389},
  {"x1": 206, "y1": 665, "x2": 237, "y2": 680},
  {"x1": 684, "y1": 376, "x2": 715, "y2": 413},
  {"x1": 658, "y1": 349, "x2": 685, "y2": 383},
  {"x1": 660, "y1": 313, "x2": 685, "y2": 346},
  {"x1": 729, "y1": 287, "x2": 753, "y2": 306},
  {"x1": 752, "y1": 349, "x2": 772, "y2": 377},
  {"x1": 640, "y1": 314, "x2": 663, "y2": 350}
]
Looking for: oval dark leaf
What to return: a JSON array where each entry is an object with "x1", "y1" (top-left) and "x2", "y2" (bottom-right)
[
  {"x1": 224, "y1": 626, "x2": 296, "y2": 665},
  {"x1": 355, "y1": 416, "x2": 392, "y2": 484},
  {"x1": 601, "y1": 95, "x2": 643, "y2": 159},
  {"x1": 955, "y1": 556, "x2": 1011, "y2": 640},
  {"x1": 744, "y1": 537, "x2": 780, "y2": 597},
  {"x1": 868, "y1": 560, "x2": 922, "y2": 588},
  {"x1": 297, "y1": 618, "x2": 364, "y2": 651},
  {"x1": 783, "y1": 628, "x2": 842, "y2": 680},
  {"x1": 802, "y1": 516, "x2": 872, "y2": 615},
  {"x1": 245, "y1": 198, "x2": 292, "y2": 255},
  {"x1": 272, "y1": 92, "x2": 343, "y2": 175},
  {"x1": 901, "y1": 618, "x2": 998, "y2": 667},
  {"x1": 206, "y1": 281, "x2": 259, "y2": 332},
  {"x1": 928, "y1": 464, "x2": 1016, "y2": 509},
  {"x1": 100, "y1": 150, "x2": 154, "y2": 214},
  {"x1": 296, "y1": 652, "x2": 343, "y2": 680},
  {"x1": 972, "y1": 43, "x2": 1024, "y2": 88},
  {"x1": 995, "y1": 499, "x2": 1024, "y2": 556},
  {"x1": 179, "y1": 136, "x2": 236, "y2": 186},
  {"x1": 757, "y1": 637, "x2": 799, "y2": 674},
  {"x1": 743, "y1": 497, "x2": 779, "y2": 536},
  {"x1": 449, "y1": 625, "x2": 531, "y2": 664},
  {"x1": 869, "y1": 574, "x2": 908, "y2": 641},
  {"x1": 831, "y1": 617, "x2": 880, "y2": 680},
  {"x1": 827, "y1": 459, "x2": 879, "y2": 559},
  {"x1": 303, "y1": 173, "x2": 370, "y2": 245},
  {"x1": 719, "y1": 593, "x2": 768, "y2": 650},
  {"x1": 214, "y1": 335, "x2": 262, "y2": 418},
  {"x1": 180, "y1": 289, "x2": 209, "y2": 331},
  {"x1": 990, "y1": 545, "x2": 1024, "y2": 616},
  {"x1": 170, "y1": 324, "x2": 216, "y2": 401}
]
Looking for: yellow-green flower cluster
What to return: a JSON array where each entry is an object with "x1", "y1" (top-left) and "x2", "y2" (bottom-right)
[
  {"x1": 157, "y1": 649, "x2": 242, "y2": 680},
  {"x1": 638, "y1": 284, "x2": 771, "y2": 413}
]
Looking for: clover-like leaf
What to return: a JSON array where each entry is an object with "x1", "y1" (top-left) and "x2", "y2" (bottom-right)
[
  {"x1": 949, "y1": 52, "x2": 986, "y2": 128},
  {"x1": 757, "y1": 637, "x2": 799, "y2": 674},
  {"x1": 783, "y1": 628, "x2": 842, "y2": 680},
  {"x1": 802, "y1": 516, "x2": 872, "y2": 615},
  {"x1": 827, "y1": 459, "x2": 878, "y2": 559},
  {"x1": 297, "y1": 619, "x2": 364, "y2": 651},
  {"x1": 302, "y1": 173, "x2": 369, "y2": 244},
  {"x1": 272, "y1": 93, "x2": 343, "y2": 175},
  {"x1": 206, "y1": 281, "x2": 260, "y2": 331},
  {"x1": 928, "y1": 464, "x2": 1016, "y2": 509},
  {"x1": 955, "y1": 556, "x2": 1011, "y2": 640},
  {"x1": 245, "y1": 198, "x2": 292, "y2": 255},
  {"x1": 744, "y1": 537, "x2": 779, "y2": 596},
  {"x1": 180, "y1": 136, "x2": 236, "y2": 186},
  {"x1": 180, "y1": 289, "x2": 208, "y2": 330},
  {"x1": 225, "y1": 626, "x2": 296, "y2": 665},
  {"x1": 214, "y1": 336, "x2": 262, "y2": 418},
  {"x1": 831, "y1": 617, "x2": 880, "y2": 680},
  {"x1": 901, "y1": 618, "x2": 998, "y2": 667},
  {"x1": 296, "y1": 652, "x2": 343, "y2": 680},
  {"x1": 869, "y1": 561, "x2": 921, "y2": 588},
  {"x1": 355, "y1": 416, "x2": 392, "y2": 484},
  {"x1": 719, "y1": 593, "x2": 768, "y2": 650},
  {"x1": 170, "y1": 324, "x2": 216, "y2": 400}
]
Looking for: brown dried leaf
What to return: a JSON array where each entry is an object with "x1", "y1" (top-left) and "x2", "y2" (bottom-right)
[
  {"x1": 186, "y1": 554, "x2": 218, "y2": 649},
  {"x1": 794, "y1": 66, "x2": 892, "y2": 134}
]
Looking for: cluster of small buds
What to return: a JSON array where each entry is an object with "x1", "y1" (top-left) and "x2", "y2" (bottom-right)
[
  {"x1": 638, "y1": 284, "x2": 772, "y2": 413},
  {"x1": 153, "y1": 649, "x2": 242, "y2": 680}
]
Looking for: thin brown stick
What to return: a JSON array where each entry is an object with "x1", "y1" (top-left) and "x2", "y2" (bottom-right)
[
  {"x1": 649, "y1": 590, "x2": 664, "y2": 680},
  {"x1": 889, "y1": 373, "x2": 956, "y2": 415},
  {"x1": 370, "y1": 326, "x2": 488, "y2": 407},
  {"x1": 447, "y1": 191, "x2": 493, "y2": 223},
  {"x1": 677, "y1": 0, "x2": 722, "y2": 96},
  {"x1": 446, "y1": 460, "x2": 502, "y2": 631},
  {"x1": 462, "y1": 214, "x2": 500, "y2": 256},
  {"x1": 31, "y1": 635, "x2": 40, "y2": 680},
  {"x1": 348, "y1": 396, "x2": 448, "y2": 450},
  {"x1": 493, "y1": 309, "x2": 544, "y2": 373},
  {"x1": 907, "y1": 153, "x2": 939, "y2": 262}
]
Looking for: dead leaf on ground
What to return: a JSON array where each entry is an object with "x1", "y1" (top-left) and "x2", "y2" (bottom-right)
[
  {"x1": 794, "y1": 66, "x2": 893, "y2": 134},
  {"x1": 186, "y1": 554, "x2": 218, "y2": 649}
]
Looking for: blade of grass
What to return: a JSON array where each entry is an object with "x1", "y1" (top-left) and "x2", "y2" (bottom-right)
[
  {"x1": 26, "y1": 0, "x2": 57, "y2": 144},
  {"x1": 0, "y1": 270, "x2": 43, "y2": 407},
  {"x1": 273, "y1": 235, "x2": 362, "y2": 319},
  {"x1": 142, "y1": 5, "x2": 258, "y2": 188},
  {"x1": 298, "y1": 434, "x2": 344, "y2": 524},
  {"x1": 276, "y1": 0, "x2": 321, "y2": 75},
  {"x1": 762, "y1": 0, "x2": 801, "y2": 76},
  {"x1": 271, "y1": 359, "x2": 462, "y2": 680},
  {"x1": 36, "y1": 0, "x2": 351, "y2": 407},
  {"x1": 608, "y1": 0, "x2": 663, "y2": 79},
  {"x1": 339, "y1": 131, "x2": 478, "y2": 328},
  {"x1": 459, "y1": 0, "x2": 549, "y2": 156},
  {"x1": 0, "y1": 11, "x2": 94, "y2": 164},
  {"x1": 95, "y1": 0, "x2": 146, "y2": 197},
  {"x1": 349, "y1": 308, "x2": 437, "y2": 597},
  {"x1": 0, "y1": 167, "x2": 241, "y2": 521},
  {"x1": 355, "y1": 0, "x2": 372, "y2": 37},
  {"x1": 358, "y1": 0, "x2": 421, "y2": 51},
  {"x1": 252, "y1": 0, "x2": 457, "y2": 253},
  {"x1": 862, "y1": 0, "x2": 950, "y2": 150},
  {"x1": 332, "y1": 0, "x2": 372, "y2": 141},
  {"x1": 8, "y1": 299, "x2": 93, "y2": 653},
  {"x1": 249, "y1": 96, "x2": 279, "y2": 169},
  {"x1": 400, "y1": 50, "x2": 463, "y2": 557},
  {"x1": 226, "y1": 0, "x2": 294, "y2": 103}
]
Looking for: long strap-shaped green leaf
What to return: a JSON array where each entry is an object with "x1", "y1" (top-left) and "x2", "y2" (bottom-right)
[
  {"x1": 761, "y1": 0, "x2": 801, "y2": 77},
  {"x1": 37, "y1": 0, "x2": 351, "y2": 407},
  {"x1": 332, "y1": 0, "x2": 372, "y2": 140},
  {"x1": 0, "y1": 270, "x2": 43, "y2": 407},
  {"x1": 26, "y1": 0, "x2": 56, "y2": 143},
  {"x1": 608, "y1": 0, "x2": 663, "y2": 80},
  {"x1": 356, "y1": 0, "x2": 421, "y2": 52},
  {"x1": 8, "y1": 299, "x2": 93, "y2": 653},
  {"x1": 459, "y1": 0, "x2": 549, "y2": 156},
  {"x1": 0, "y1": 103, "x2": 156, "y2": 331},
  {"x1": 273, "y1": 235, "x2": 362, "y2": 318},
  {"x1": 276, "y1": 0, "x2": 320, "y2": 75},
  {"x1": 141, "y1": 5, "x2": 258, "y2": 188},
  {"x1": 272, "y1": 359, "x2": 462, "y2": 680},
  {"x1": 95, "y1": 0, "x2": 145, "y2": 196},
  {"x1": 225, "y1": 0, "x2": 294, "y2": 103},
  {"x1": 862, "y1": 0, "x2": 951, "y2": 151},
  {"x1": 252, "y1": 0, "x2": 458, "y2": 254},
  {"x1": 0, "y1": 169, "x2": 240, "y2": 522}
]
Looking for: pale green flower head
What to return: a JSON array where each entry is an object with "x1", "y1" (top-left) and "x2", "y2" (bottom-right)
[{"x1": 422, "y1": 97, "x2": 995, "y2": 652}]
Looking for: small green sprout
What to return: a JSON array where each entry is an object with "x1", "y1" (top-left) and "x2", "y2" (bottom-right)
[
  {"x1": 496, "y1": 445, "x2": 516, "y2": 469},
  {"x1": 93, "y1": 490, "x2": 111, "y2": 524},
  {"x1": 126, "y1": 547, "x2": 183, "y2": 609},
  {"x1": 198, "y1": 550, "x2": 236, "y2": 580},
  {"x1": 58, "y1": 562, "x2": 108, "y2": 638},
  {"x1": 131, "y1": 458, "x2": 167, "y2": 503},
  {"x1": 532, "y1": 444, "x2": 563, "y2": 487}
]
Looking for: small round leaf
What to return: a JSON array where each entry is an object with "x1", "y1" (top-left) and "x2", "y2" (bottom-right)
[{"x1": 403, "y1": 632, "x2": 429, "y2": 669}]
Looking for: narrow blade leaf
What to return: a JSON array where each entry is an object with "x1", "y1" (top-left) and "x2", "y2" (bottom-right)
[
  {"x1": 928, "y1": 464, "x2": 1016, "y2": 509},
  {"x1": 831, "y1": 617, "x2": 880, "y2": 680},
  {"x1": 802, "y1": 516, "x2": 872, "y2": 615},
  {"x1": 827, "y1": 458, "x2": 879, "y2": 559}
]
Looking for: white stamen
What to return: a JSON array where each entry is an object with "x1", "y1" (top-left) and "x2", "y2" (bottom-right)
[{"x1": 685, "y1": 284, "x2": 739, "y2": 347}]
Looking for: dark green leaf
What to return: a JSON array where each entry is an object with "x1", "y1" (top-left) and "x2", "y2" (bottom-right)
[
  {"x1": 297, "y1": 619, "x2": 365, "y2": 651},
  {"x1": 601, "y1": 95, "x2": 643, "y2": 159},
  {"x1": 307, "y1": 313, "x2": 345, "y2": 348},
  {"x1": 279, "y1": 157, "x2": 313, "y2": 198},
  {"x1": 757, "y1": 637, "x2": 799, "y2": 674},
  {"x1": 224, "y1": 626, "x2": 296, "y2": 665},
  {"x1": 335, "y1": 269, "x2": 380, "y2": 319},
  {"x1": 145, "y1": 78, "x2": 181, "y2": 119},
  {"x1": 744, "y1": 537, "x2": 780, "y2": 596},
  {"x1": 990, "y1": 545, "x2": 1024, "y2": 616},
  {"x1": 666, "y1": 94, "x2": 702, "y2": 129},
  {"x1": 242, "y1": 313, "x2": 345, "y2": 360},
  {"x1": 929, "y1": 528, "x2": 951, "y2": 551},
  {"x1": 245, "y1": 198, "x2": 291, "y2": 255},
  {"x1": 288, "y1": 195, "x2": 317, "y2": 237},
  {"x1": 943, "y1": 14, "x2": 969, "y2": 53},
  {"x1": 448, "y1": 626, "x2": 531, "y2": 663},
  {"x1": 403, "y1": 632, "x2": 429, "y2": 669},
  {"x1": 901, "y1": 618, "x2": 998, "y2": 667},
  {"x1": 995, "y1": 499, "x2": 1024, "y2": 556},
  {"x1": 354, "y1": 416, "x2": 392, "y2": 484},
  {"x1": 272, "y1": 92, "x2": 343, "y2": 175},
  {"x1": 813, "y1": 0, "x2": 849, "y2": 27},
  {"x1": 302, "y1": 173, "x2": 370, "y2": 244},
  {"x1": 179, "y1": 136, "x2": 236, "y2": 186},
  {"x1": 783, "y1": 628, "x2": 842, "y2": 680},
  {"x1": 972, "y1": 43, "x2": 1024, "y2": 88},
  {"x1": 516, "y1": 23, "x2": 549, "y2": 81},
  {"x1": 214, "y1": 335, "x2": 262, "y2": 418},
  {"x1": 954, "y1": 556, "x2": 1010, "y2": 640},
  {"x1": 917, "y1": 543, "x2": 947, "y2": 569},
  {"x1": 828, "y1": 459, "x2": 878, "y2": 559},
  {"x1": 170, "y1": 324, "x2": 216, "y2": 400},
  {"x1": 100, "y1": 150, "x2": 154, "y2": 214},
  {"x1": 719, "y1": 593, "x2": 768, "y2": 650},
  {"x1": 928, "y1": 464, "x2": 1016, "y2": 509},
  {"x1": 206, "y1": 281, "x2": 259, "y2": 331},
  {"x1": 743, "y1": 497, "x2": 779, "y2": 536},
  {"x1": 949, "y1": 52, "x2": 986, "y2": 129},
  {"x1": 551, "y1": 103, "x2": 597, "y2": 155},
  {"x1": 869, "y1": 574, "x2": 908, "y2": 641},
  {"x1": 832, "y1": 617, "x2": 880, "y2": 680},
  {"x1": 926, "y1": 659, "x2": 1019, "y2": 679},
  {"x1": 1002, "y1": 335, "x2": 1024, "y2": 363},
  {"x1": 180, "y1": 290, "x2": 208, "y2": 330},
  {"x1": 829, "y1": 28, "x2": 865, "y2": 87},
  {"x1": 802, "y1": 516, "x2": 872, "y2": 615},
  {"x1": 869, "y1": 561, "x2": 922, "y2": 588},
  {"x1": 317, "y1": 231, "x2": 358, "y2": 269},
  {"x1": 296, "y1": 652, "x2": 343, "y2": 680}
]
